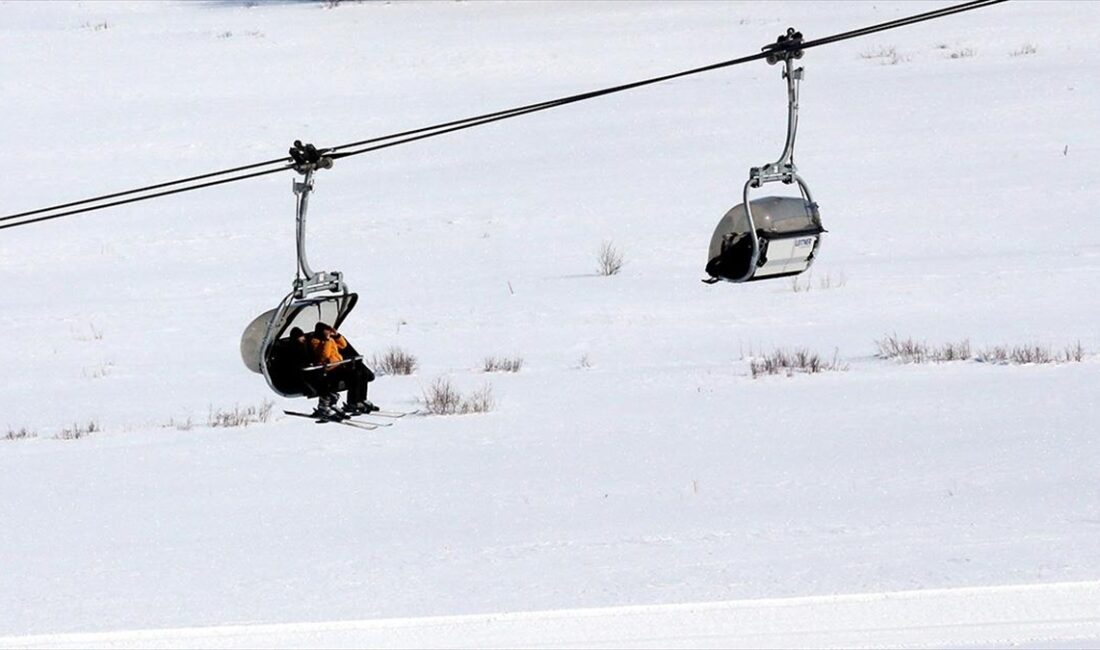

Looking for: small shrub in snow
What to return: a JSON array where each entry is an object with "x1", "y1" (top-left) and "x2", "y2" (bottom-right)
[
  {"x1": 597, "y1": 241, "x2": 624, "y2": 276},
  {"x1": 879, "y1": 336, "x2": 1085, "y2": 366},
  {"x1": 56, "y1": 420, "x2": 99, "y2": 441},
  {"x1": 947, "y1": 47, "x2": 977, "y2": 59},
  {"x1": 976, "y1": 345, "x2": 1025, "y2": 364},
  {"x1": 208, "y1": 401, "x2": 274, "y2": 428},
  {"x1": 1064, "y1": 341, "x2": 1085, "y2": 362},
  {"x1": 578, "y1": 354, "x2": 592, "y2": 369},
  {"x1": 460, "y1": 385, "x2": 495, "y2": 414},
  {"x1": 860, "y1": 46, "x2": 897, "y2": 60},
  {"x1": 749, "y1": 348, "x2": 845, "y2": 378},
  {"x1": 934, "y1": 340, "x2": 972, "y2": 362},
  {"x1": 860, "y1": 46, "x2": 907, "y2": 65},
  {"x1": 875, "y1": 334, "x2": 930, "y2": 363},
  {"x1": 422, "y1": 378, "x2": 495, "y2": 415},
  {"x1": 164, "y1": 417, "x2": 194, "y2": 431},
  {"x1": 373, "y1": 347, "x2": 418, "y2": 376},
  {"x1": 4, "y1": 427, "x2": 37, "y2": 441},
  {"x1": 423, "y1": 378, "x2": 462, "y2": 415},
  {"x1": 975, "y1": 343, "x2": 1084, "y2": 365},
  {"x1": 1010, "y1": 43, "x2": 1037, "y2": 57},
  {"x1": 483, "y1": 356, "x2": 523, "y2": 373},
  {"x1": 875, "y1": 334, "x2": 970, "y2": 364}
]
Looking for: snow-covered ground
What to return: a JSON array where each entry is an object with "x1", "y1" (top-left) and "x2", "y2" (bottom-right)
[
  {"x1": 2, "y1": 0, "x2": 1099, "y2": 646},
  {"x1": 5, "y1": 582, "x2": 1100, "y2": 649}
]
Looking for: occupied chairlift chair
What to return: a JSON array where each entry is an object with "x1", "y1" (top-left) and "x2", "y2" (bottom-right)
[
  {"x1": 240, "y1": 142, "x2": 362, "y2": 399},
  {"x1": 705, "y1": 29, "x2": 825, "y2": 284}
]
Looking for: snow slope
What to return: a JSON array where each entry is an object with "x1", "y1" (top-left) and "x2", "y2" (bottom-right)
[
  {"x1": 5, "y1": 582, "x2": 1100, "y2": 649},
  {"x1": 1, "y1": 0, "x2": 1099, "y2": 645}
]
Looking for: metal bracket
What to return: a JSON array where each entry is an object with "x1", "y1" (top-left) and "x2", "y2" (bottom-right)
[
  {"x1": 289, "y1": 139, "x2": 334, "y2": 175},
  {"x1": 747, "y1": 55, "x2": 803, "y2": 189},
  {"x1": 763, "y1": 27, "x2": 805, "y2": 65},
  {"x1": 290, "y1": 142, "x2": 345, "y2": 299},
  {"x1": 732, "y1": 28, "x2": 810, "y2": 282}
]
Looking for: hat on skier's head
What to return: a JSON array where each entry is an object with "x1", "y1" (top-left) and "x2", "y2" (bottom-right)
[
  {"x1": 314, "y1": 322, "x2": 332, "y2": 336},
  {"x1": 289, "y1": 327, "x2": 304, "y2": 339}
]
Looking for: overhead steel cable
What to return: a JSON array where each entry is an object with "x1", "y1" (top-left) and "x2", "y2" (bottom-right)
[
  {"x1": 326, "y1": 0, "x2": 1006, "y2": 160},
  {"x1": 0, "y1": 0, "x2": 1007, "y2": 232},
  {"x1": 328, "y1": 52, "x2": 771, "y2": 160},
  {"x1": 0, "y1": 165, "x2": 295, "y2": 232},
  {"x1": 0, "y1": 156, "x2": 292, "y2": 226},
  {"x1": 800, "y1": 0, "x2": 1006, "y2": 49},
  {"x1": 327, "y1": 53, "x2": 771, "y2": 160}
]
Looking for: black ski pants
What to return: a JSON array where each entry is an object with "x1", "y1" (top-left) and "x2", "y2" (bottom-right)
[{"x1": 325, "y1": 362, "x2": 375, "y2": 404}]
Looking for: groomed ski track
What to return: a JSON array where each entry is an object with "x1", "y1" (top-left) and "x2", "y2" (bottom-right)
[{"x1": 4, "y1": 581, "x2": 1098, "y2": 649}]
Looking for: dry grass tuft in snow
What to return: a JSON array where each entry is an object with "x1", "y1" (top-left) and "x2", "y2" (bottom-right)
[
  {"x1": 483, "y1": 356, "x2": 523, "y2": 373},
  {"x1": 4, "y1": 427, "x2": 37, "y2": 441},
  {"x1": 422, "y1": 378, "x2": 495, "y2": 415},
  {"x1": 461, "y1": 384, "x2": 495, "y2": 414},
  {"x1": 860, "y1": 45, "x2": 896, "y2": 60},
  {"x1": 1065, "y1": 341, "x2": 1086, "y2": 362},
  {"x1": 749, "y1": 348, "x2": 846, "y2": 378},
  {"x1": 423, "y1": 378, "x2": 461, "y2": 414},
  {"x1": 860, "y1": 45, "x2": 907, "y2": 65},
  {"x1": 373, "y1": 346, "x2": 418, "y2": 376},
  {"x1": 878, "y1": 335, "x2": 1086, "y2": 365},
  {"x1": 875, "y1": 334, "x2": 972, "y2": 363},
  {"x1": 55, "y1": 420, "x2": 99, "y2": 441},
  {"x1": 947, "y1": 47, "x2": 977, "y2": 59},
  {"x1": 976, "y1": 342, "x2": 1085, "y2": 365},
  {"x1": 208, "y1": 401, "x2": 274, "y2": 428},
  {"x1": 597, "y1": 241, "x2": 624, "y2": 276},
  {"x1": 1011, "y1": 43, "x2": 1038, "y2": 57},
  {"x1": 163, "y1": 416, "x2": 194, "y2": 431}
]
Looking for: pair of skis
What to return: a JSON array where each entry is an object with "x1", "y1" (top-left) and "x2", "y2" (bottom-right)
[{"x1": 283, "y1": 408, "x2": 414, "y2": 431}]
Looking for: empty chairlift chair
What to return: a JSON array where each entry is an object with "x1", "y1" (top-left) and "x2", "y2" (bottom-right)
[{"x1": 705, "y1": 29, "x2": 825, "y2": 284}]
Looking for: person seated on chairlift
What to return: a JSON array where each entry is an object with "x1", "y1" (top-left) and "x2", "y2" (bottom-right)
[
  {"x1": 286, "y1": 327, "x2": 336, "y2": 417},
  {"x1": 309, "y1": 321, "x2": 377, "y2": 416}
]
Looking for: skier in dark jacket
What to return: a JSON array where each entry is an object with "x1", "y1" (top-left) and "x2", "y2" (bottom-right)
[{"x1": 287, "y1": 326, "x2": 339, "y2": 418}]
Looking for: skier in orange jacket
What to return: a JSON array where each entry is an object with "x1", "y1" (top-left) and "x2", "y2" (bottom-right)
[{"x1": 310, "y1": 322, "x2": 376, "y2": 415}]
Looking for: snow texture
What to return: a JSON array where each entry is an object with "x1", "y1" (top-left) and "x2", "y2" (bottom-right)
[{"x1": 1, "y1": 0, "x2": 1098, "y2": 646}]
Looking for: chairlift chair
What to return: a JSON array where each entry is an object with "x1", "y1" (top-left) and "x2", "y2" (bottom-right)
[
  {"x1": 239, "y1": 142, "x2": 360, "y2": 398},
  {"x1": 705, "y1": 29, "x2": 824, "y2": 284}
]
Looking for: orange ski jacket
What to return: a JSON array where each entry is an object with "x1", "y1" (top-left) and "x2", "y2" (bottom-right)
[{"x1": 309, "y1": 334, "x2": 347, "y2": 371}]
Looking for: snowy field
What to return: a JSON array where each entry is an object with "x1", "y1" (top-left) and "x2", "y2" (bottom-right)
[{"x1": 1, "y1": 0, "x2": 1099, "y2": 646}]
